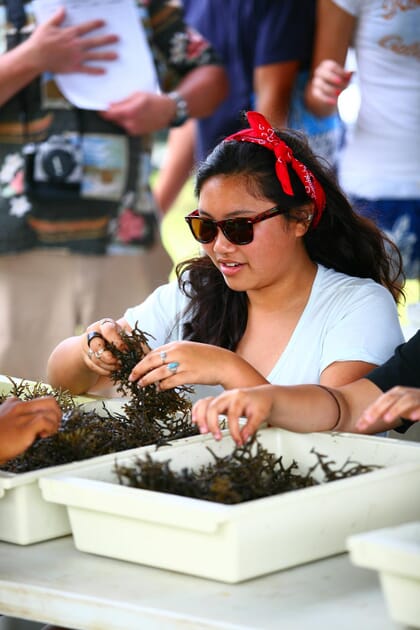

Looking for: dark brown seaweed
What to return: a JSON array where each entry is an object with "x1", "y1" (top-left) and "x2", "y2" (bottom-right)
[
  {"x1": 114, "y1": 437, "x2": 381, "y2": 505},
  {"x1": 0, "y1": 324, "x2": 196, "y2": 473}
]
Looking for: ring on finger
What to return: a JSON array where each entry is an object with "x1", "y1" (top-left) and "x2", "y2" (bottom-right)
[
  {"x1": 160, "y1": 350, "x2": 167, "y2": 364},
  {"x1": 95, "y1": 348, "x2": 105, "y2": 359},
  {"x1": 100, "y1": 318, "x2": 114, "y2": 326},
  {"x1": 88, "y1": 348, "x2": 94, "y2": 358},
  {"x1": 87, "y1": 331, "x2": 104, "y2": 348},
  {"x1": 167, "y1": 361, "x2": 179, "y2": 374}
]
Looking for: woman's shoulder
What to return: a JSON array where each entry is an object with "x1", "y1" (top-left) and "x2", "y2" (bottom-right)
[
  {"x1": 313, "y1": 265, "x2": 397, "y2": 312},
  {"x1": 317, "y1": 264, "x2": 391, "y2": 293}
]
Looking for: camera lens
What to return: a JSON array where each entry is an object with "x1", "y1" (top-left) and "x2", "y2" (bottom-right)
[{"x1": 42, "y1": 147, "x2": 77, "y2": 181}]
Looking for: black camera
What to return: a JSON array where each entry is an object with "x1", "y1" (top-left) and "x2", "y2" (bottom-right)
[{"x1": 23, "y1": 135, "x2": 82, "y2": 201}]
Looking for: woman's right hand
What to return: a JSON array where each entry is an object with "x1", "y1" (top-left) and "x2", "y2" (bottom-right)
[{"x1": 82, "y1": 318, "x2": 126, "y2": 377}]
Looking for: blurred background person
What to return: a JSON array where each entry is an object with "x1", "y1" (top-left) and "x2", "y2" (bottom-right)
[
  {"x1": 304, "y1": 0, "x2": 420, "y2": 326},
  {"x1": 154, "y1": 0, "x2": 344, "y2": 217},
  {"x1": 0, "y1": 0, "x2": 227, "y2": 382}
]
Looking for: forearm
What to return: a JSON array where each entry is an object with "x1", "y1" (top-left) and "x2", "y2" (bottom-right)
[
  {"x1": 254, "y1": 60, "x2": 300, "y2": 128},
  {"x1": 47, "y1": 336, "x2": 100, "y2": 395},
  {"x1": 174, "y1": 65, "x2": 228, "y2": 119},
  {"x1": 0, "y1": 40, "x2": 42, "y2": 107},
  {"x1": 153, "y1": 119, "x2": 196, "y2": 214},
  {"x1": 304, "y1": 0, "x2": 355, "y2": 118},
  {"x1": 268, "y1": 381, "x2": 385, "y2": 434}
]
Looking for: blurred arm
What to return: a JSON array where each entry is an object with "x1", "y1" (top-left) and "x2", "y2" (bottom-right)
[{"x1": 304, "y1": 0, "x2": 355, "y2": 117}]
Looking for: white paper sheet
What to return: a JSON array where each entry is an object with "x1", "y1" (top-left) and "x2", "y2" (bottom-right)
[{"x1": 33, "y1": 0, "x2": 159, "y2": 110}]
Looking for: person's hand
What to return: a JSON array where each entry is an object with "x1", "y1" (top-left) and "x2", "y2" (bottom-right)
[
  {"x1": 0, "y1": 396, "x2": 61, "y2": 464},
  {"x1": 305, "y1": 59, "x2": 353, "y2": 115},
  {"x1": 100, "y1": 92, "x2": 176, "y2": 135},
  {"x1": 27, "y1": 7, "x2": 118, "y2": 75},
  {"x1": 129, "y1": 341, "x2": 245, "y2": 390},
  {"x1": 192, "y1": 386, "x2": 275, "y2": 445},
  {"x1": 82, "y1": 318, "x2": 127, "y2": 376},
  {"x1": 356, "y1": 386, "x2": 420, "y2": 431},
  {"x1": 309, "y1": 59, "x2": 353, "y2": 105}
]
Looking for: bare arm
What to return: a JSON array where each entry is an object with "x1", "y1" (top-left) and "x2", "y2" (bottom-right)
[
  {"x1": 153, "y1": 119, "x2": 196, "y2": 215},
  {"x1": 191, "y1": 378, "x2": 385, "y2": 445},
  {"x1": 319, "y1": 359, "x2": 378, "y2": 387},
  {"x1": 0, "y1": 8, "x2": 118, "y2": 107},
  {"x1": 304, "y1": 0, "x2": 355, "y2": 117},
  {"x1": 254, "y1": 60, "x2": 301, "y2": 128}
]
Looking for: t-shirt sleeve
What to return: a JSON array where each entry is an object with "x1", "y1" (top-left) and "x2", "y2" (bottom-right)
[
  {"x1": 320, "y1": 283, "x2": 405, "y2": 373},
  {"x1": 148, "y1": 0, "x2": 222, "y2": 85},
  {"x1": 254, "y1": 0, "x2": 315, "y2": 66}
]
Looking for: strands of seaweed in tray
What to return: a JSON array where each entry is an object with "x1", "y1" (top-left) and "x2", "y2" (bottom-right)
[
  {"x1": 114, "y1": 438, "x2": 381, "y2": 505},
  {"x1": 0, "y1": 325, "x2": 196, "y2": 473},
  {"x1": 0, "y1": 377, "x2": 75, "y2": 412}
]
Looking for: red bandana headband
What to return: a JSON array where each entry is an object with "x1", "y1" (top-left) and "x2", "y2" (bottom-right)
[{"x1": 224, "y1": 111, "x2": 326, "y2": 228}]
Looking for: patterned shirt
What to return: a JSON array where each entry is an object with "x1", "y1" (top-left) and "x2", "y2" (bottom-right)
[{"x1": 0, "y1": 0, "x2": 222, "y2": 254}]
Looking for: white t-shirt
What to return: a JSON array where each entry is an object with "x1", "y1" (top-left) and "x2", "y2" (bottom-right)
[
  {"x1": 123, "y1": 264, "x2": 404, "y2": 400},
  {"x1": 333, "y1": 0, "x2": 420, "y2": 198}
]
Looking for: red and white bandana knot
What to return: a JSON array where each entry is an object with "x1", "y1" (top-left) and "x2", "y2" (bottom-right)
[{"x1": 224, "y1": 111, "x2": 326, "y2": 228}]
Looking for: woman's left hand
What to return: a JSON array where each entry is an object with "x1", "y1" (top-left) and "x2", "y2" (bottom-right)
[
  {"x1": 356, "y1": 386, "x2": 420, "y2": 430},
  {"x1": 129, "y1": 341, "x2": 247, "y2": 390}
]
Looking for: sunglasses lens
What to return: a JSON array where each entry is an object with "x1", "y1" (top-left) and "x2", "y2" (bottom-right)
[
  {"x1": 224, "y1": 220, "x2": 253, "y2": 245},
  {"x1": 189, "y1": 217, "x2": 217, "y2": 243}
]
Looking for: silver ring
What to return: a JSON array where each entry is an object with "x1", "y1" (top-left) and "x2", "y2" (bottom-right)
[
  {"x1": 100, "y1": 318, "x2": 114, "y2": 325},
  {"x1": 95, "y1": 348, "x2": 105, "y2": 359},
  {"x1": 88, "y1": 348, "x2": 94, "y2": 358},
  {"x1": 167, "y1": 361, "x2": 179, "y2": 374},
  {"x1": 160, "y1": 350, "x2": 167, "y2": 364}
]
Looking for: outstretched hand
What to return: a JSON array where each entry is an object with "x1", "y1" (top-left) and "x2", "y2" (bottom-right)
[
  {"x1": 0, "y1": 396, "x2": 61, "y2": 464},
  {"x1": 356, "y1": 386, "x2": 420, "y2": 431},
  {"x1": 28, "y1": 7, "x2": 118, "y2": 75},
  {"x1": 192, "y1": 386, "x2": 275, "y2": 445}
]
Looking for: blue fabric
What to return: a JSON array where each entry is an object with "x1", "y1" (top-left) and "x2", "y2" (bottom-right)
[
  {"x1": 182, "y1": 0, "x2": 316, "y2": 161},
  {"x1": 352, "y1": 197, "x2": 420, "y2": 279}
]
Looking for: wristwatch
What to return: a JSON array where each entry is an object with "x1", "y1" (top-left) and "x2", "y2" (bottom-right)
[{"x1": 167, "y1": 91, "x2": 189, "y2": 127}]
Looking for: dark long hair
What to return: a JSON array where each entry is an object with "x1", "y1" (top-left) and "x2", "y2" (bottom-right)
[{"x1": 176, "y1": 128, "x2": 404, "y2": 350}]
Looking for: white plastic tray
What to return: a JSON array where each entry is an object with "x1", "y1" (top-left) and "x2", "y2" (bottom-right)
[
  {"x1": 40, "y1": 428, "x2": 420, "y2": 583},
  {"x1": 347, "y1": 521, "x2": 420, "y2": 629},
  {"x1": 0, "y1": 376, "x2": 200, "y2": 545}
]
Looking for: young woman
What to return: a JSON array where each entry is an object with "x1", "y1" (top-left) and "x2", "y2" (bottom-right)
[
  {"x1": 191, "y1": 331, "x2": 420, "y2": 444},
  {"x1": 47, "y1": 111, "x2": 404, "y2": 402}
]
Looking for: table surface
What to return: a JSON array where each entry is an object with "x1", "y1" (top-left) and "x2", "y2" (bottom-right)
[{"x1": 0, "y1": 536, "x2": 403, "y2": 630}]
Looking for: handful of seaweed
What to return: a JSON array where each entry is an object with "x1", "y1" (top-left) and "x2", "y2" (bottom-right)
[
  {"x1": 0, "y1": 325, "x2": 196, "y2": 473},
  {"x1": 114, "y1": 437, "x2": 381, "y2": 505},
  {"x1": 104, "y1": 323, "x2": 195, "y2": 443}
]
